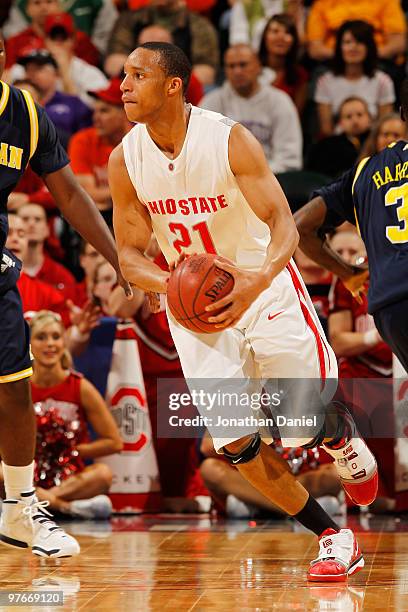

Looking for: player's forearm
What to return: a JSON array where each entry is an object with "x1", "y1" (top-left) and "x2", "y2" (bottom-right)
[
  {"x1": 294, "y1": 205, "x2": 355, "y2": 280},
  {"x1": 118, "y1": 247, "x2": 169, "y2": 293},
  {"x1": 378, "y1": 34, "x2": 406, "y2": 59},
  {"x1": 261, "y1": 213, "x2": 299, "y2": 284}
]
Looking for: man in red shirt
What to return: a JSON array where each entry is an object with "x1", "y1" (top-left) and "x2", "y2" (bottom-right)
[
  {"x1": 5, "y1": 2, "x2": 99, "y2": 68},
  {"x1": 6, "y1": 214, "x2": 70, "y2": 325},
  {"x1": 68, "y1": 78, "x2": 131, "y2": 225},
  {"x1": 17, "y1": 202, "x2": 76, "y2": 300}
]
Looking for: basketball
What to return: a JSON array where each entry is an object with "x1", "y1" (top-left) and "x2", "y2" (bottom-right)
[{"x1": 167, "y1": 254, "x2": 235, "y2": 333}]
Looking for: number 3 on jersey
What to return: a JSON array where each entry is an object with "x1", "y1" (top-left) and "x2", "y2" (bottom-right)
[
  {"x1": 169, "y1": 221, "x2": 216, "y2": 254},
  {"x1": 385, "y1": 183, "x2": 408, "y2": 244}
]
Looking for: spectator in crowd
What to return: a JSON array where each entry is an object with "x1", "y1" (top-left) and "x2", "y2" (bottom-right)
[
  {"x1": 258, "y1": 13, "x2": 308, "y2": 115},
  {"x1": 12, "y1": 77, "x2": 40, "y2": 100},
  {"x1": 315, "y1": 21, "x2": 395, "y2": 137},
  {"x1": 105, "y1": 0, "x2": 220, "y2": 85},
  {"x1": 229, "y1": 0, "x2": 305, "y2": 51},
  {"x1": 306, "y1": 97, "x2": 372, "y2": 177},
  {"x1": 126, "y1": 0, "x2": 216, "y2": 12},
  {"x1": 28, "y1": 310, "x2": 123, "y2": 519},
  {"x1": 201, "y1": 44, "x2": 302, "y2": 174},
  {"x1": 4, "y1": 0, "x2": 118, "y2": 55},
  {"x1": 76, "y1": 240, "x2": 105, "y2": 308},
  {"x1": 17, "y1": 203, "x2": 77, "y2": 299},
  {"x1": 18, "y1": 50, "x2": 92, "y2": 148},
  {"x1": 200, "y1": 432, "x2": 343, "y2": 519},
  {"x1": 5, "y1": 1, "x2": 100, "y2": 70},
  {"x1": 359, "y1": 112, "x2": 407, "y2": 159},
  {"x1": 6, "y1": 213, "x2": 71, "y2": 324},
  {"x1": 328, "y1": 230, "x2": 394, "y2": 513},
  {"x1": 9, "y1": 15, "x2": 108, "y2": 106},
  {"x1": 306, "y1": 0, "x2": 406, "y2": 62},
  {"x1": 92, "y1": 260, "x2": 118, "y2": 314},
  {"x1": 68, "y1": 79, "x2": 131, "y2": 225},
  {"x1": 328, "y1": 230, "x2": 392, "y2": 379}
]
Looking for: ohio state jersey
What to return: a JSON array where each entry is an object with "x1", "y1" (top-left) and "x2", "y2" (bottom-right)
[
  {"x1": 122, "y1": 106, "x2": 270, "y2": 270},
  {"x1": 329, "y1": 278, "x2": 392, "y2": 377}
]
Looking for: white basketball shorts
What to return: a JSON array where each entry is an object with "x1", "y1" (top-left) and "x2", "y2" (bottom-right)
[{"x1": 167, "y1": 260, "x2": 338, "y2": 452}]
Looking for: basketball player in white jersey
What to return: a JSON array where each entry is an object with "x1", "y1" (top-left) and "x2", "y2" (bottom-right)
[{"x1": 109, "y1": 42, "x2": 377, "y2": 582}]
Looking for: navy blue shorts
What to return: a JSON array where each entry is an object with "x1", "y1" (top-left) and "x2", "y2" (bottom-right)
[
  {"x1": 374, "y1": 297, "x2": 408, "y2": 374},
  {"x1": 0, "y1": 249, "x2": 32, "y2": 383}
]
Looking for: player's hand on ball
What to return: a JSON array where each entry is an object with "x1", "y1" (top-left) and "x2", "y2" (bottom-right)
[
  {"x1": 169, "y1": 252, "x2": 196, "y2": 272},
  {"x1": 205, "y1": 260, "x2": 268, "y2": 328}
]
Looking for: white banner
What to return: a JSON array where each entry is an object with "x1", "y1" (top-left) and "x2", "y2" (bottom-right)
[{"x1": 99, "y1": 321, "x2": 162, "y2": 513}]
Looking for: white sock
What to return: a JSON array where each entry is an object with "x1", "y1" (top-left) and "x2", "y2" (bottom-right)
[{"x1": 2, "y1": 461, "x2": 35, "y2": 499}]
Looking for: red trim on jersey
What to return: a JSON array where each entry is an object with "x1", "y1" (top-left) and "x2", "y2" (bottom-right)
[
  {"x1": 115, "y1": 327, "x2": 138, "y2": 341},
  {"x1": 286, "y1": 262, "x2": 328, "y2": 389}
]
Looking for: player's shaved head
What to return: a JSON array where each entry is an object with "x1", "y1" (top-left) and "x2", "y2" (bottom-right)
[{"x1": 133, "y1": 42, "x2": 191, "y2": 93}]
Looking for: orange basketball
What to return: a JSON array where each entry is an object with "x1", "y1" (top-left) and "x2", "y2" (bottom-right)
[{"x1": 167, "y1": 254, "x2": 235, "y2": 333}]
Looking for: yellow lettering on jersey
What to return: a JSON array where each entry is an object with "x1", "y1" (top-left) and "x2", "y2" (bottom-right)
[
  {"x1": 385, "y1": 183, "x2": 408, "y2": 244},
  {"x1": 395, "y1": 163, "x2": 403, "y2": 181},
  {"x1": 0, "y1": 143, "x2": 8, "y2": 166},
  {"x1": 384, "y1": 166, "x2": 394, "y2": 185},
  {"x1": 372, "y1": 171, "x2": 385, "y2": 189},
  {"x1": 0, "y1": 142, "x2": 24, "y2": 169},
  {"x1": 7, "y1": 146, "x2": 23, "y2": 170}
]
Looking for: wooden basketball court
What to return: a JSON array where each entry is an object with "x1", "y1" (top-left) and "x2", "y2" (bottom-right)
[{"x1": 1, "y1": 513, "x2": 407, "y2": 611}]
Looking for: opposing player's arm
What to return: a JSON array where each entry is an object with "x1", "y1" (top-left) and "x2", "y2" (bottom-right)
[
  {"x1": 294, "y1": 196, "x2": 356, "y2": 279},
  {"x1": 294, "y1": 194, "x2": 369, "y2": 298},
  {"x1": 109, "y1": 144, "x2": 169, "y2": 293},
  {"x1": 229, "y1": 124, "x2": 299, "y2": 284}
]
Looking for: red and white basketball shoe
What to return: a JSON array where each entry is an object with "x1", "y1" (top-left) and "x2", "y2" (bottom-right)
[
  {"x1": 307, "y1": 528, "x2": 364, "y2": 582},
  {"x1": 323, "y1": 406, "x2": 378, "y2": 506}
]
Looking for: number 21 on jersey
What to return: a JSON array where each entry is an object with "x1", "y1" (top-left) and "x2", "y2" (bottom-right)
[
  {"x1": 169, "y1": 221, "x2": 217, "y2": 254},
  {"x1": 385, "y1": 183, "x2": 408, "y2": 244}
]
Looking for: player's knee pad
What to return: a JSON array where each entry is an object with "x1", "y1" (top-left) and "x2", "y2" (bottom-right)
[
  {"x1": 301, "y1": 422, "x2": 326, "y2": 449},
  {"x1": 223, "y1": 432, "x2": 261, "y2": 465}
]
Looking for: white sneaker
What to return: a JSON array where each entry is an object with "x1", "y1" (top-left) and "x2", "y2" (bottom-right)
[
  {"x1": 323, "y1": 405, "x2": 378, "y2": 506},
  {"x1": 69, "y1": 495, "x2": 112, "y2": 520},
  {"x1": 0, "y1": 495, "x2": 80, "y2": 558},
  {"x1": 308, "y1": 528, "x2": 364, "y2": 582}
]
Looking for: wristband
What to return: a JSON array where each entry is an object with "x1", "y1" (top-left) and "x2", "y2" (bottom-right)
[{"x1": 363, "y1": 328, "x2": 378, "y2": 347}]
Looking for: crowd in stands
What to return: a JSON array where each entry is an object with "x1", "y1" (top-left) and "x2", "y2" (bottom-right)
[{"x1": 1, "y1": 0, "x2": 408, "y2": 520}]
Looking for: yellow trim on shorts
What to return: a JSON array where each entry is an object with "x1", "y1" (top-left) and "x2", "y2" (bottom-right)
[
  {"x1": 0, "y1": 367, "x2": 33, "y2": 384},
  {"x1": 21, "y1": 89, "x2": 39, "y2": 160},
  {"x1": 0, "y1": 81, "x2": 10, "y2": 117},
  {"x1": 351, "y1": 156, "x2": 370, "y2": 236}
]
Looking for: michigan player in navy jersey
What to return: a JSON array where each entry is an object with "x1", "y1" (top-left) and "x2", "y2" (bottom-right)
[
  {"x1": 0, "y1": 31, "x2": 131, "y2": 558},
  {"x1": 295, "y1": 80, "x2": 408, "y2": 373}
]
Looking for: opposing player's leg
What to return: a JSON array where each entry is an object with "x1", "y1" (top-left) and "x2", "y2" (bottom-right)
[
  {"x1": 373, "y1": 297, "x2": 408, "y2": 373},
  {"x1": 0, "y1": 285, "x2": 79, "y2": 557}
]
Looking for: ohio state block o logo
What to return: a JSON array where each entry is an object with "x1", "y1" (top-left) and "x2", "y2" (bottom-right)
[{"x1": 110, "y1": 387, "x2": 149, "y2": 452}]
